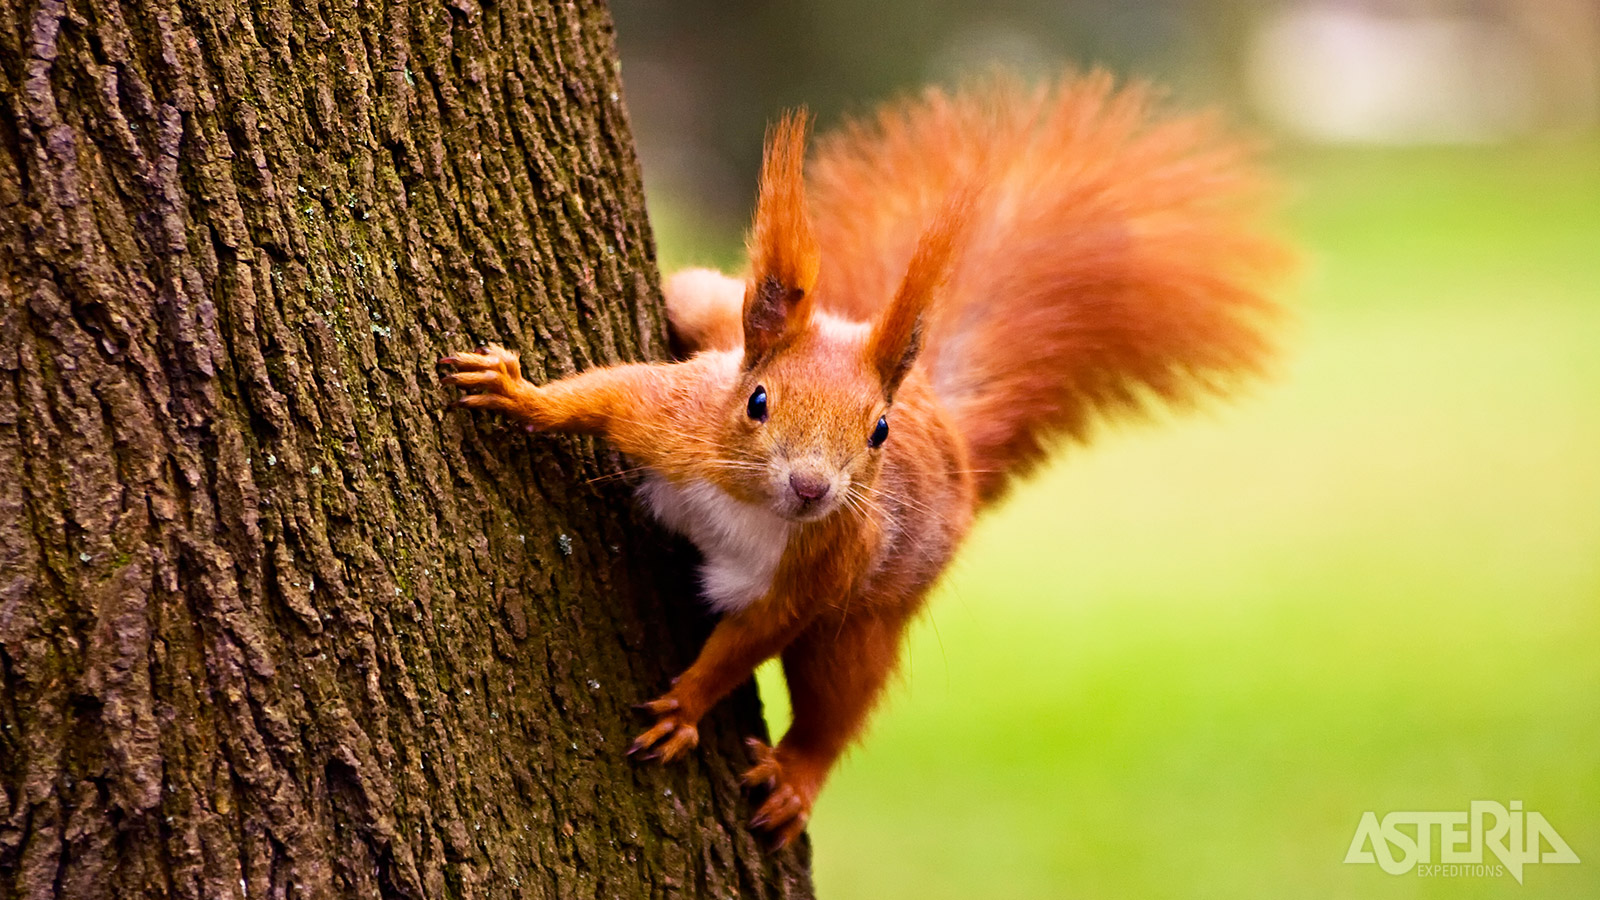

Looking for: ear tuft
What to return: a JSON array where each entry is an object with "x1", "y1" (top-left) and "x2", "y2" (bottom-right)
[
  {"x1": 867, "y1": 186, "x2": 976, "y2": 395},
  {"x1": 743, "y1": 110, "x2": 821, "y2": 368}
]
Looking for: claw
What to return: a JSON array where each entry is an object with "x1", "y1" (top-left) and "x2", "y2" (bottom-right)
[
  {"x1": 629, "y1": 694, "x2": 698, "y2": 764},
  {"x1": 444, "y1": 370, "x2": 501, "y2": 387},
  {"x1": 657, "y1": 726, "x2": 698, "y2": 761},
  {"x1": 739, "y1": 740, "x2": 817, "y2": 849},
  {"x1": 453, "y1": 394, "x2": 508, "y2": 411},
  {"x1": 629, "y1": 718, "x2": 676, "y2": 753},
  {"x1": 633, "y1": 696, "x2": 680, "y2": 716},
  {"x1": 439, "y1": 343, "x2": 532, "y2": 423},
  {"x1": 768, "y1": 812, "x2": 809, "y2": 850},
  {"x1": 752, "y1": 785, "x2": 803, "y2": 827},
  {"x1": 740, "y1": 737, "x2": 781, "y2": 789}
]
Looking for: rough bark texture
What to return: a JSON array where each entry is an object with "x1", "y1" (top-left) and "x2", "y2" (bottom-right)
[{"x1": 0, "y1": 0, "x2": 814, "y2": 896}]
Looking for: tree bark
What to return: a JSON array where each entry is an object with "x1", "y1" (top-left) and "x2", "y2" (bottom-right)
[{"x1": 0, "y1": 0, "x2": 813, "y2": 896}]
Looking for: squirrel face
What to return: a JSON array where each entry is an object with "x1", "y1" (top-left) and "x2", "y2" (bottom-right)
[
  {"x1": 714, "y1": 314, "x2": 892, "y2": 523},
  {"x1": 699, "y1": 109, "x2": 966, "y2": 524}
]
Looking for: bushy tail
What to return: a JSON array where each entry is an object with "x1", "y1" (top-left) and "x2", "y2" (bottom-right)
[{"x1": 807, "y1": 72, "x2": 1290, "y2": 505}]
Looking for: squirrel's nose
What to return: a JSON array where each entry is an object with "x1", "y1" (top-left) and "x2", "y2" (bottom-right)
[{"x1": 788, "y1": 473, "x2": 830, "y2": 503}]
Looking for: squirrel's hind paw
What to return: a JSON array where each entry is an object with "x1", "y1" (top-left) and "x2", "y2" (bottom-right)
[{"x1": 740, "y1": 738, "x2": 816, "y2": 850}]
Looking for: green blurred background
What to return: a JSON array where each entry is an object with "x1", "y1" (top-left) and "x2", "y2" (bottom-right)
[{"x1": 608, "y1": 2, "x2": 1599, "y2": 896}]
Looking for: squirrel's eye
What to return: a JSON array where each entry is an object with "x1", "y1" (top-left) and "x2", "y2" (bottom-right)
[
  {"x1": 747, "y1": 386, "x2": 769, "y2": 422},
  {"x1": 868, "y1": 416, "x2": 889, "y2": 448}
]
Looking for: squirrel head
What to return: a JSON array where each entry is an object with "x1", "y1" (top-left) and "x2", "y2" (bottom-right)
[{"x1": 707, "y1": 111, "x2": 966, "y2": 523}]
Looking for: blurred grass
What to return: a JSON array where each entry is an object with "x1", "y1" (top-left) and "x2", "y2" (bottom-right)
[{"x1": 655, "y1": 140, "x2": 1600, "y2": 898}]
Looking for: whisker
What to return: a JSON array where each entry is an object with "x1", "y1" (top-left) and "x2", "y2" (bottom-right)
[
  {"x1": 853, "y1": 481, "x2": 958, "y2": 527},
  {"x1": 844, "y1": 485, "x2": 887, "y2": 523},
  {"x1": 584, "y1": 464, "x2": 657, "y2": 485}
]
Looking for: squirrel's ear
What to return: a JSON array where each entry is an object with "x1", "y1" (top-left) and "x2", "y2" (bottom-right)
[
  {"x1": 743, "y1": 110, "x2": 820, "y2": 369},
  {"x1": 867, "y1": 189, "x2": 973, "y2": 395}
]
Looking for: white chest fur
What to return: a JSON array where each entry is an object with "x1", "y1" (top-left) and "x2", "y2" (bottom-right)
[{"x1": 637, "y1": 474, "x2": 793, "y2": 613}]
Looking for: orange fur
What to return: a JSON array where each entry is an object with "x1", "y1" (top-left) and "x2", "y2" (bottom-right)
[
  {"x1": 442, "y1": 71, "x2": 1287, "y2": 849},
  {"x1": 865, "y1": 188, "x2": 974, "y2": 393},
  {"x1": 663, "y1": 267, "x2": 746, "y2": 355},
  {"x1": 810, "y1": 72, "x2": 1289, "y2": 502},
  {"x1": 742, "y1": 111, "x2": 822, "y2": 369}
]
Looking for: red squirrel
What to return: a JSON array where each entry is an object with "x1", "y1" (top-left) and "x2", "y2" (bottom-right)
[{"x1": 441, "y1": 73, "x2": 1286, "y2": 848}]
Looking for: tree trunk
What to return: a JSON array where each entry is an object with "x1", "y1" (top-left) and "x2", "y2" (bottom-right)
[{"x1": 0, "y1": 0, "x2": 813, "y2": 896}]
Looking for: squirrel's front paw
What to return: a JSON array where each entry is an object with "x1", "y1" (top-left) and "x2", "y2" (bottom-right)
[
  {"x1": 627, "y1": 696, "x2": 700, "y2": 763},
  {"x1": 740, "y1": 738, "x2": 819, "y2": 849},
  {"x1": 439, "y1": 343, "x2": 535, "y2": 418}
]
